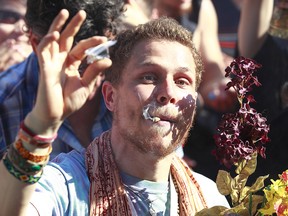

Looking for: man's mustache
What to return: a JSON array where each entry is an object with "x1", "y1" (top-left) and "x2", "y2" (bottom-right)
[{"x1": 142, "y1": 103, "x2": 181, "y2": 123}]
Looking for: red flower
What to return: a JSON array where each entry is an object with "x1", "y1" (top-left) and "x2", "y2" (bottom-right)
[
  {"x1": 225, "y1": 56, "x2": 262, "y2": 98},
  {"x1": 281, "y1": 170, "x2": 288, "y2": 182},
  {"x1": 213, "y1": 57, "x2": 270, "y2": 168}
]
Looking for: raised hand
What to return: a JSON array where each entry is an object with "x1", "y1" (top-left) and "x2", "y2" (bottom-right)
[
  {"x1": 25, "y1": 9, "x2": 112, "y2": 136},
  {"x1": 200, "y1": 78, "x2": 238, "y2": 113}
]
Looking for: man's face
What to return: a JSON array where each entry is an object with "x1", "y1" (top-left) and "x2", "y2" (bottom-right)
[
  {"x1": 110, "y1": 40, "x2": 197, "y2": 157},
  {"x1": 0, "y1": 1, "x2": 26, "y2": 44}
]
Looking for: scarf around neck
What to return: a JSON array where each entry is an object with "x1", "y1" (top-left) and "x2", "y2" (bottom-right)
[{"x1": 86, "y1": 131, "x2": 207, "y2": 215}]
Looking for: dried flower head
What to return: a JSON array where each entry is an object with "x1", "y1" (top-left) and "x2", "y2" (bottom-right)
[
  {"x1": 213, "y1": 56, "x2": 270, "y2": 168},
  {"x1": 196, "y1": 57, "x2": 274, "y2": 216},
  {"x1": 225, "y1": 56, "x2": 262, "y2": 100}
]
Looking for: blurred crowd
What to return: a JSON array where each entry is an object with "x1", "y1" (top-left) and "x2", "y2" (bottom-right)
[{"x1": 0, "y1": 0, "x2": 32, "y2": 72}]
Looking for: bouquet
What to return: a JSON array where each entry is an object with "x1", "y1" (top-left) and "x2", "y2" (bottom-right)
[
  {"x1": 195, "y1": 56, "x2": 288, "y2": 216},
  {"x1": 260, "y1": 170, "x2": 288, "y2": 215}
]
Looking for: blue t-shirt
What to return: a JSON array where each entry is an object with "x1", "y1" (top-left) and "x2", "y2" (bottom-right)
[
  {"x1": 121, "y1": 171, "x2": 179, "y2": 216},
  {"x1": 30, "y1": 149, "x2": 230, "y2": 215}
]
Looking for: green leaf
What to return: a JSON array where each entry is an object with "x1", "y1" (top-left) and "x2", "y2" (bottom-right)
[
  {"x1": 230, "y1": 174, "x2": 249, "y2": 205},
  {"x1": 239, "y1": 186, "x2": 250, "y2": 202},
  {"x1": 235, "y1": 153, "x2": 257, "y2": 176},
  {"x1": 195, "y1": 206, "x2": 228, "y2": 216},
  {"x1": 223, "y1": 203, "x2": 250, "y2": 216},
  {"x1": 230, "y1": 186, "x2": 240, "y2": 206},
  {"x1": 232, "y1": 174, "x2": 248, "y2": 192},
  {"x1": 247, "y1": 175, "x2": 269, "y2": 193},
  {"x1": 243, "y1": 194, "x2": 264, "y2": 215},
  {"x1": 216, "y1": 170, "x2": 232, "y2": 195}
]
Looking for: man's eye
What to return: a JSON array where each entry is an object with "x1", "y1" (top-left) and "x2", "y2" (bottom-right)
[
  {"x1": 175, "y1": 79, "x2": 190, "y2": 87},
  {"x1": 0, "y1": 10, "x2": 22, "y2": 24},
  {"x1": 142, "y1": 75, "x2": 156, "y2": 83}
]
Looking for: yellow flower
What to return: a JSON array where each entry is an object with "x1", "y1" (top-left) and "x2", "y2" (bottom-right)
[{"x1": 259, "y1": 170, "x2": 288, "y2": 215}]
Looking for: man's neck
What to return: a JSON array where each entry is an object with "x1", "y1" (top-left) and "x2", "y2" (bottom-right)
[{"x1": 110, "y1": 131, "x2": 174, "y2": 182}]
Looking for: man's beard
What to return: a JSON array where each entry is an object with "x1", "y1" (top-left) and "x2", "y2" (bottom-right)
[{"x1": 114, "y1": 103, "x2": 195, "y2": 158}]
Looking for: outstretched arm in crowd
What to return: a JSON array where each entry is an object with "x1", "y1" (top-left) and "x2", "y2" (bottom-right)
[
  {"x1": 238, "y1": 0, "x2": 274, "y2": 58},
  {"x1": 196, "y1": 0, "x2": 237, "y2": 112},
  {"x1": 0, "y1": 9, "x2": 111, "y2": 215}
]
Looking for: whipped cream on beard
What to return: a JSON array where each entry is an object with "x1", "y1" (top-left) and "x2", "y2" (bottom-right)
[
  {"x1": 142, "y1": 106, "x2": 161, "y2": 122},
  {"x1": 142, "y1": 103, "x2": 180, "y2": 123}
]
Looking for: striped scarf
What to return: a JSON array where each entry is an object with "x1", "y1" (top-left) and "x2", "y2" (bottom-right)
[{"x1": 86, "y1": 131, "x2": 207, "y2": 215}]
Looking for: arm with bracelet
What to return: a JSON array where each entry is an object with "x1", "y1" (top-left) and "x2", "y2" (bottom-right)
[{"x1": 0, "y1": 9, "x2": 112, "y2": 215}]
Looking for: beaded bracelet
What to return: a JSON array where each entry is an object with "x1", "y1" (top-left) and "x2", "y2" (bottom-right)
[
  {"x1": 19, "y1": 121, "x2": 57, "y2": 148},
  {"x1": 3, "y1": 154, "x2": 42, "y2": 184},
  {"x1": 14, "y1": 139, "x2": 52, "y2": 163},
  {"x1": 7, "y1": 146, "x2": 48, "y2": 175},
  {"x1": 17, "y1": 129, "x2": 51, "y2": 148}
]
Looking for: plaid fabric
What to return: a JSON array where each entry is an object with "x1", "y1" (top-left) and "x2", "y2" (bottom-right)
[{"x1": 0, "y1": 53, "x2": 112, "y2": 159}]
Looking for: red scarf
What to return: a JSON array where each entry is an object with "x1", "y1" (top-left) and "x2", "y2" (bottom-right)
[{"x1": 86, "y1": 131, "x2": 207, "y2": 215}]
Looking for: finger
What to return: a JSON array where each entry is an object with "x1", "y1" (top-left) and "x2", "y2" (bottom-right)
[
  {"x1": 47, "y1": 9, "x2": 69, "y2": 34},
  {"x1": 37, "y1": 31, "x2": 60, "y2": 55},
  {"x1": 36, "y1": 9, "x2": 69, "y2": 62},
  {"x1": 81, "y1": 58, "x2": 112, "y2": 93},
  {"x1": 67, "y1": 36, "x2": 108, "y2": 65},
  {"x1": 59, "y1": 10, "x2": 87, "y2": 52},
  {"x1": 36, "y1": 31, "x2": 61, "y2": 78}
]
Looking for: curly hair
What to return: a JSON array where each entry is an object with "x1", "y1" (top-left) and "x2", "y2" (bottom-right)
[
  {"x1": 25, "y1": 0, "x2": 125, "y2": 42},
  {"x1": 106, "y1": 17, "x2": 203, "y2": 90}
]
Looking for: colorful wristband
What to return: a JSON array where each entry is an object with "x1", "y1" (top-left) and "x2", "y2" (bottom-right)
[
  {"x1": 3, "y1": 154, "x2": 42, "y2": 184},
  {"x1": 14, "y1": 139, "x2": 52, "y2": 163},
  {"x1": 7, "y1": 146, "x2": 47, "y2": 175},
  {"x1": 19, "y1": 121, "x2": 57, "y2": 147}
]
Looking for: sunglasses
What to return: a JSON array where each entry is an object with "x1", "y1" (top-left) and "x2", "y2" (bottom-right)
[{"x1": 0, "y1": 10, "x2": 23, "y2": 24}]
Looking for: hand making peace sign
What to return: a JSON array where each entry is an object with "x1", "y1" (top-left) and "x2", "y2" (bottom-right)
[{"x1": 25, "y1": 9, "x2": 112, "y2": 137}]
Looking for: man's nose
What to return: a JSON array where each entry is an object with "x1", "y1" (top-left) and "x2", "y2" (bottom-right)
[
  {"x1": 9, "y1": 19, "x2": 29, "y2": 41},
  {"x1": 156, "y1": 79, "x2": 176, "y2": 104},
  {"x1": 13, "y1": 19, "x2": 25, "y2": 34}
]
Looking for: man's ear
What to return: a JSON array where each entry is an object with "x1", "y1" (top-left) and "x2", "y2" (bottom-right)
[{"x1": 102, "y1": 81, "x2": 116, "y2": 112}]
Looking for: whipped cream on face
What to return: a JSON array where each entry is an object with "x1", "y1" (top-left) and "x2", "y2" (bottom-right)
[{"x1": 142, "y1": 106, "x2": 161, "y2": 122}]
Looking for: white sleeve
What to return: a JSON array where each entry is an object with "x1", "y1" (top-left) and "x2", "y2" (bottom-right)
[{"x1": 193, "y1": 171, "x2": 230, "y2": 208}]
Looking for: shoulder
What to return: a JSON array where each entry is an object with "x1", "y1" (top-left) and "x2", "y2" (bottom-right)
[
  {"x1": 30, "y1": 150, "x2": 89, "y2": 215},
  {"x1": 0, "y1": 53, "x2": 38, "y2": 80},
  {"x1": 0, "y1": 53, "x2": 38, "y2": 101},
  {"x1": 51, "y1": 148, "x2": 86, "y2": 170},
  {"x1": 44, "y1": 149, "x2": 88, "y2": 188},
  {"x1": 193, "y1": 171, "x2": 230, "y2": 208}
]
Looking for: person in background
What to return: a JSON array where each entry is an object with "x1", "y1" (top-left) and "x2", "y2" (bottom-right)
[
  {"x1": 237, "y1": 0, "x2": 288, "y2": 182},
  {"x1": 120, "y1": 0, "x2": 150, "y2": 29},
  {"x1": 212, "y1": 0, "x2": 241, "y2": 58},
  {"x1": 0, "y1": 0, "x2": 125, "y2": 159},
  {"x1": 0, "y1": 14, "x2": 229, "y2": 215},
  {"x1": 0, "y1": 0, "x2": 32, "y2": 72},
  {"x1": 237, "y1": 0, "x2": 288, "y2": 122}
]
